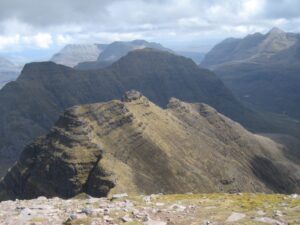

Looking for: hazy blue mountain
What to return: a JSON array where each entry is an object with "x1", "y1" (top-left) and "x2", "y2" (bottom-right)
[
  {"x1": 98, "y1": 40, "x2": 172, "y2": 61},
  {"x1": 51, "y1": 44, "x2": 108, "y2": 67},
  {"x1": 75, "y1": 40, "x2": 173, "y2": 70},
  {"x1": 201, "y1": 28, "x2": 300, "y2": 121},
  {"x1": 202, "y1": 27, "x2": 300, "y2": 69},
  {"x1": 0, "y1": 57, "x2": 21, "y2": 89}
]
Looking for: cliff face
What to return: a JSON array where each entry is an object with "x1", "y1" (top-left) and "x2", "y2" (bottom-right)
[
  {"x1": 0, "y1": 91, "x2": 299, "y2": 201},
  {"x1": 0, "y1": 49, "x2": 261, "y2": 176}
]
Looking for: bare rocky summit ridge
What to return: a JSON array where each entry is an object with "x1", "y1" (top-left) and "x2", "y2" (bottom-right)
[
  {"x1": 0, "y1": 193, "x2": 299, "y2": 225},
  {"x1": 0, "y1": 91, "x2": 299, "y2": 201}
]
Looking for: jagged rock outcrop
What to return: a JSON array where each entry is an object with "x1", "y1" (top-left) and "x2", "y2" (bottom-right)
[
  {"x1": 0, "y1": 91, "x2": 299, "y2": 201},
  {"x1": 0, "y1": 49, "x2": 265, "y2": 176}
]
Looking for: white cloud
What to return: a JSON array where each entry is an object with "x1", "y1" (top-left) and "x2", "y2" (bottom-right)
[
  {"x1": 178, "y1": 17, "x2": 209, "y2": 29},
  {"x1": 33, "y1": 33, "x2": 53, "y2": 48},
  {"x1": 56, "y1": 34, "x2": 74, "y2": 45},
  {"x1": 0, "y1": 0, "x2": 299, "y2": 55},
  {"x1": 240, "y1": 0, "x2": 265, "y2": 19},
  {"x1": 0, "y1": 34, "x2": 20, "y2": 50}
]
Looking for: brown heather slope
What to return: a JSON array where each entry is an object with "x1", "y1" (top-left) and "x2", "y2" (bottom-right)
[
  {"x1": 0, "y1": 91, "x2": 299, "y2": 201},
  {"x1": 0, "y1": 48, "x2": 269, "y2": 176}
]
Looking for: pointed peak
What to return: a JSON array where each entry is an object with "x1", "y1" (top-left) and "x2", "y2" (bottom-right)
[{"x1": 268, "y1": 27, "x2": 285, "y2": 35}]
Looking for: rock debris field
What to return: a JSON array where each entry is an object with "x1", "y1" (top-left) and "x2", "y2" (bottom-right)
[{"x1": 0, "y1": 193, "x2": 299, "y2": 225}]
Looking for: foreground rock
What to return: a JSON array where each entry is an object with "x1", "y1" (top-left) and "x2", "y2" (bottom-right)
[
  {"x1": 0, "y1": 193, "x2": 299, "y2": 225},
  {"x1": 0, "y1": 91, "x2": 299, "y2": 201}
]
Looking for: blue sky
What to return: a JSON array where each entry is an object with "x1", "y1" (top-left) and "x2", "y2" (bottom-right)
[{"x1": 0, "y1": 0, "x2": 300, "y2": 64}]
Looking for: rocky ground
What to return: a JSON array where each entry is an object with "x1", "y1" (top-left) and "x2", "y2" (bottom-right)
[{"x1": 0, "y1": 193, "x2": 299, "y2": 225}]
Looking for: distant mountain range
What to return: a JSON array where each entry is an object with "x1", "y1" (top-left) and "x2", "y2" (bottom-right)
[
  {"x1": 0, "y1": 49, "x2": 272, "y2": 176},
  {"x1": 51, "y1": 40, "x2": 204, "y2": 70},
  {"x1": 1, "y1": 90, "x2": 299, "y2": 201},
  {"x1": 75, "y1": 40, "x2": 173, "y2": 70},
  {"x1": 202, "y1": 27, "x2": 300, "y2": 68},
  {"x1": 202, "y1": 28, "x2": 300, "y2": 121},
  {"x1": 50, "y1": 44, "x2": 108, "y2": 67},
  {"x1": 50, "y1": 40, "x2": 172, "y2": 70},
  {"x1": 0, "y1": 57, "x2": 21, "y2": 89}
]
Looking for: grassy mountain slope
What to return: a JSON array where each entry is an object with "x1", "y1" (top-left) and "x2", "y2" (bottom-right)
[{"x1": 0, "y1": 91, "x2": 299, "y2": 201}]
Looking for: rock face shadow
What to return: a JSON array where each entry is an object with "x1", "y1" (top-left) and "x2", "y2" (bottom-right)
[{"x1": 250, "y1": 156, "x2": 298, "y2": 193}]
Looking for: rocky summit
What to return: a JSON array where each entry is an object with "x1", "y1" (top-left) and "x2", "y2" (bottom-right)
[{"x1": 0, "y1": 91, "x2": 299, "y2": 201}]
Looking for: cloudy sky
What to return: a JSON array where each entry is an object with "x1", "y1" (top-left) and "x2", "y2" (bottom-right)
[{"x1": 0, "y1": 0, "x2": 299, "y2": 63}]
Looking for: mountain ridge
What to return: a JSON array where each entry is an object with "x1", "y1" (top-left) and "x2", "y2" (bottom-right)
[
  {"x1": 75, "y1": 40, "x2": 173, "y2": 70},
  {"x1": 202, "y1": 27, "x2": 300, "y2": 68},
  {"x1": 201, "y1": 28, "x2": 300, "y2": 122},
  {"x1": 0, "y1": 91, "x2": 299, "y2": 201},
  {"x1": 0, "y1": 48, "x2": 261, "y2": 176}
]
